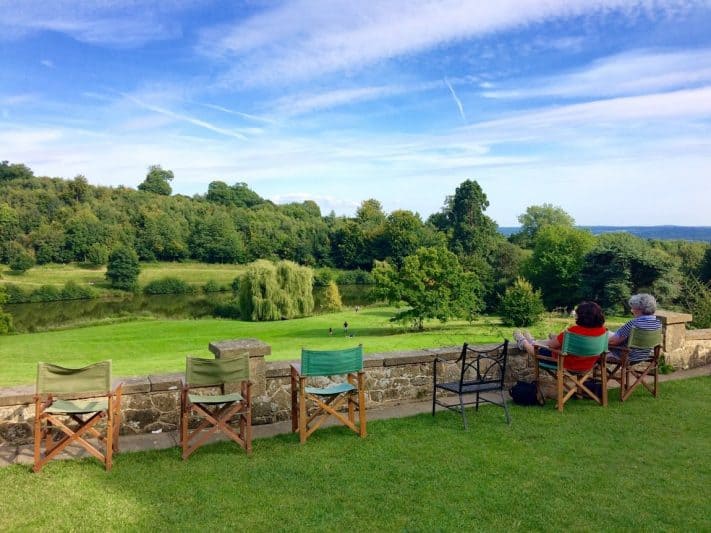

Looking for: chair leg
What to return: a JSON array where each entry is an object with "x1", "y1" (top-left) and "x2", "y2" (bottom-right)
[
  {"x1": 500, "y1": 389, "x2": 511, "y2": 424},
  {"x1": 299, "y1": 377, "x2": 307, "y2": 444},
  {"x1": 33, "y1": 401, "x2": 42, "y2": 473},
  {"x1": 358, "y1": 372, "x2": 367, "y2": 438},
  {"x1": 556, "y1": 368, "x2": 564, "y2": 412},
  {"x1": 458, "y1": 394, "x2": 468, "y2": 430}
]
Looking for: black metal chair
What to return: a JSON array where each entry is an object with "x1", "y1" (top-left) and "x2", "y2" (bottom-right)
[{"x1": 432, "y1": 341, "x2": 510, "y2": 429}]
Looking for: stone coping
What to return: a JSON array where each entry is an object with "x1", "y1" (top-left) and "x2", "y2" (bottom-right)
[
  {"x1": 686, "y1": 329, "x2": 711, "y2": 341},
  {"x1": 656, "y1": 310, "x2": 693, "y2": 325}
]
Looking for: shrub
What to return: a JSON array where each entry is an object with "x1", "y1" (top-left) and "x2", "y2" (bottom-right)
[
  {"x1": 29, "y1": 284, "x2": 61, "y2": 302},
  {"x1": 337, "y1": 269, "x2": 375, "y2": 285},
  {"x1": 106, "y1": 246, "x2": 140, "y2": 291},
  {"x1": 8, "y1": 244, "x2": 35, "y2": 273},
  {"x1": 86, "y1": 243, "x2": 109, "y2": 267},
  {"x1": 143, "y1": 277, "x2": 194, "y2": 295},
  {"x1": 313, "y1": 268, "x2": 335, "y2": 287},
  {"x1": 203, "y1": 279, "x2": 224, "y2": 293},
  {"x1": 499, "y1": 277, "x2": 545, "y2": 327},
  {"x1": 0, "y1": 286, "x2": 11, "y2": 334},
  {"x1": 321, "y1": 281, "x2": 342, "y2": 312},
  {"x1": 4, "y1": 284, "x2": 29, "y2": 303},
  {"x1": 60, "y1": 281, "x2": 97, "y2": 300},
  {"x1": 682, "y1": 277, "x2": 711, "y2": 329}
]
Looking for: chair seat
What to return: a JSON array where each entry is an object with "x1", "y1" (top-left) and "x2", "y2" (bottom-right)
[
  {"x1": 46, "y1": 398, "x2": 109, "y2": 414},
  {"x1": 188, "y1": 392, "x2": 244, "y2": 405},
  {"x1": 436, "y1": 381, "x2": 501, "y2": 395},
  {"x1": 305, "y1": 383, "x2": 355, "y2": 396}
]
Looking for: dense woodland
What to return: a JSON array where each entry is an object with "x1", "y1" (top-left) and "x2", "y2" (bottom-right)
[{"x1": 1, "y1": 160, "x2": 711, "y2": 330}]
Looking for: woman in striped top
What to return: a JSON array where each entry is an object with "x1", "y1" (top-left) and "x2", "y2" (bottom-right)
[{"x1": 608, "y1": 293, "x2": 662, "y2": 362}]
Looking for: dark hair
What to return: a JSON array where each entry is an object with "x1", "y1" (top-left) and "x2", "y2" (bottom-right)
[{"x1": 575, "y1": 301, "x2": 605, "y2": 328}]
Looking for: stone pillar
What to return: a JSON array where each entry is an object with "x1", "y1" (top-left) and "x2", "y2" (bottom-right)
[
  {"x1": 656, "y1": 310, "x2": 693, "y2": 369},
  {"x1": 209, "y1": 338, "x2": 270, "y2": 395}
]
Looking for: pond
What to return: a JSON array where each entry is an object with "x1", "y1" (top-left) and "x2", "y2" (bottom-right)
[{"x1": 5, "y1": 285, "x2": 376, "y2": 332}]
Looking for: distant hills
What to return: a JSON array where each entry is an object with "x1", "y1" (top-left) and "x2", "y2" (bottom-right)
[{"x1": 498, "y1": 226, "x2": 711, "y2": 242}]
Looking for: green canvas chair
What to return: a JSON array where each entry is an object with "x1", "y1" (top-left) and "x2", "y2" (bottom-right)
[
  {"x1": 180, "y1": 355, "x2": 252, "y2": 459},
  {"x1": 33, "y1": 360, "x2": 122, "y2": 472},
  {"x1": 290, "y1": 346, "x2": 366, "y2": 444},
  {"x1": 534, "y1": 332, "x2": 608, "y2": 412},
  {"x1": 606, "y1": 328, "x2": 663, "y2": 401}
]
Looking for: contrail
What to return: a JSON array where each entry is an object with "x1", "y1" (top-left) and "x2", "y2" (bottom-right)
[{"x1": 445, "y1": 77, "x2": 466, "y2": 122}]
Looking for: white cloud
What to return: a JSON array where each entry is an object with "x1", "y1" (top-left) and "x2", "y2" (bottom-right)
[
  {"x1": 484, "y1": 48, "x2": 711, "y2": 99},
  {"x1": 465, "y1": 87, "x2": 711, "y2": 141},
  {"x1": 0, "y1": 1, "x2": 196, "y2": 47},
  {"x1": 202, "y1": 0, "x2": 699, "y2": 86}
]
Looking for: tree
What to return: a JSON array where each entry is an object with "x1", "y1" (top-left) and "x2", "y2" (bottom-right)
[
  {"x1": 383, "y1": 210, "x2": 445, "y2": 268},
  {"x1": 138, "y1": 165, "x2": 173, "y2": 196},
  {"x1": 238, "y1": 260, "x2": 314, "y2": 321},
  {"x1": 524, "y1": 226, "x2": 595, "y2": 309},
  {"x1": 437, "y1": 180, "x2": 499, "y2": 258},
  {"x1": 188, "y1": 212, "x2": 245, "y2": 263},
  {"x1": 321, "y1": 281, "x2": 343, "y2": 312},
  {"x1": 0, "y1": 160, "x2": 33, "y2": 182},
  {"x1": 105, "y1": 246, "x2": 140, "y2": 291},
  {"x1": 499, "y1": 277, "x2": 545, "y2": 327},
  {"x1": 511, "y1": 203, "x2": 575, "y2": 248},
  {"x1": 580, "y1": 233, "x2": 677, "y2": 313},
  {"x1": 373, "y1": 246, "x2": 483, "y2": 330}
]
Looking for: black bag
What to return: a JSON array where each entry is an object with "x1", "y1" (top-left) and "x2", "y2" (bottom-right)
[{"x1": 509, "y1": 380, "x2": 544, "y2": 406}]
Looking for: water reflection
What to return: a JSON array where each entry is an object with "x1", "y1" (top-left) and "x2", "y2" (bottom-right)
[{"x1": 6, "y1": 285, "x2": 375, "y2": 332}]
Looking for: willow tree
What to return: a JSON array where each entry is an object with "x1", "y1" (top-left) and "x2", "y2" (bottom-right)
[{"x1": 239, "y1": 260, "x2": 314, "y2": 321}]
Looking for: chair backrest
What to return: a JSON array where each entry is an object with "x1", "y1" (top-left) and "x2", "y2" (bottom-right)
[
  {"x1": 300, "y1": 346, "x2": 363, "y2": 377},
  {"x1": 561, "y1": 332, "x2": 608, "y2": 356},
  {"x1": 36, "y1": 360, "x2": 112, "y2": 395},
  {"x1": 186, "y1": 354, "x2": 249, "y2": 387},
  {"x1": 460, "y1": 341, "x2": 508, "y2": 385},
  {"x1": 628, "y1": 327, "x2": 663, "y2": 349}
]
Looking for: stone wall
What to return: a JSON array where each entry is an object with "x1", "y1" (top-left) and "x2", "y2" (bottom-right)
[
  {"x1": 2, "y1": 311, "x2": 710, "y2": 447},
  {"x1": 0, "y1": 342, "x2": 526, "y2": 446}
]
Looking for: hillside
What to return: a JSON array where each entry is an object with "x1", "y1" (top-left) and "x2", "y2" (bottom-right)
[{"x1": 499, "y1": 225, "x2": 711, "y2": 242}]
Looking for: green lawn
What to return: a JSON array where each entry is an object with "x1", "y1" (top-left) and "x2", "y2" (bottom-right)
[
  {"x1": 0, "y1": 378, "x2": 708, "y2": 531},
  {"x1": 0, "y1": 262, "x2": 245, "y2": 291},
  {"x1": 0, "y1": 306, "x2": 626, "y2": 387},
  {"x1": 0, "y1": 306, "x2": 627, "y2": 387}
]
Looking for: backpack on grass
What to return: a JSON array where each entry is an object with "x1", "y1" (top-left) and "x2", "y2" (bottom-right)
[{"x1": 509, "y1": 380, "x2": 544, "y2": 406}]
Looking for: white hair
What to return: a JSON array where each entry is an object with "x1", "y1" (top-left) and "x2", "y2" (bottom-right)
[{"x1": 629, "y1": 293, "x2": 657, "y2": 315}]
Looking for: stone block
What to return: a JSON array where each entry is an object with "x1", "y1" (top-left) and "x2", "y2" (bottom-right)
[
  {"x1": 209, "y1": 338, "x2": 271, "y2": 358},
  {"x1": 149, "y1": 373, "x2": 182, "y2": 392}
]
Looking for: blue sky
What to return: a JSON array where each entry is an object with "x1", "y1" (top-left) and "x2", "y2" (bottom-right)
[{"x1": 1, "y1": 1, "x2": 710, "y2": 226}]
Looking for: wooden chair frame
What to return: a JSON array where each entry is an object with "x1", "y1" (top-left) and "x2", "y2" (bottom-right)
[
  {"x1": 180, "y1": 356, "x2": 252, "y2": 459},
  {"x1": 534, "y1": 333, "x2": 608, "y2": 412},
  {"x1": 606, "y1": 329, "x2": 662, "y2": 401},
  {"x1": 33, "y1": 361, "x2": 122, "y2": 472},
  {"x1": 432, "y1": 341, "x2": 510, "y2": 429},
  {"x1": 290, "y1": 346, "x2": 366, "y2": 444}
]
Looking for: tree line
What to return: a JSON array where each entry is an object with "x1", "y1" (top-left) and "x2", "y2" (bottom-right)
[{"x1": 2, "y1": 160, "x2": 711, "y2": 329}]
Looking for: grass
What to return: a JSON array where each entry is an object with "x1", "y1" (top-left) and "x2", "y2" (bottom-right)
[
  {"x1": 0, "y1": 378, "x2": 708, "y2": 531},
  {"x1": 0, "y1": 306, "x2": 626, "y2": 387},
  {"x1": 0, "y1": 262, "x2": 245, "y2": 292}
]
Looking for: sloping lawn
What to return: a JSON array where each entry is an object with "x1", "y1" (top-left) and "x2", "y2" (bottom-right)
[
  {"x1": 0, "y1": 306, "x2": 625, "y2": 387},
  {"x1": 1, "y1": 378, "x2": 708, "y2": 531}
]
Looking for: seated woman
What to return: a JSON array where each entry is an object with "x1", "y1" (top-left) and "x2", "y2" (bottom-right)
[
  {"x1": 608, "y1": 293, "x2": 662, "y2": 362},
  {"x1": 513, "y1": 301, "x2": 607, "y2": 372}
]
